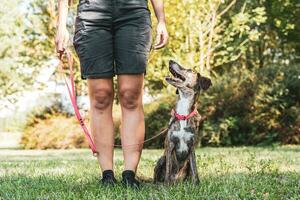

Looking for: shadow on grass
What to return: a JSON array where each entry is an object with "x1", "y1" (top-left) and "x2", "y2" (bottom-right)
[{"x1": 1, "y1": 172, "x2": 299, "y2": 199}]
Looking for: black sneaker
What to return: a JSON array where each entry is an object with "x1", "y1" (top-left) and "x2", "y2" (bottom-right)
[
  {"x1": 100, "y1": 170, "x2": 117, "y2": 186},
  {"x1": 121, "y1": 170, "x2": 140, "y2": 188}
]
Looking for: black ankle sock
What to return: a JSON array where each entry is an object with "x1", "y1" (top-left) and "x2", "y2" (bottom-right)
[
  {"x1": 102, "y1": 170, "x2": 114, "y2": 178},
  {"x1": 101, "y1": 170, "x2": 117, "y2": 185},
  {"x1": 121, "y1": 170, "x2": 140, "y2": 188}
]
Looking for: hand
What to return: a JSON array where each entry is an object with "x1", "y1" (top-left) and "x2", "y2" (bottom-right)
[
  {"x1": 55, "y1": 26, "x2": 70, "y2": 59},
  {"x1": 154, "y1": 21, "x2": 169, "y2": 50}
]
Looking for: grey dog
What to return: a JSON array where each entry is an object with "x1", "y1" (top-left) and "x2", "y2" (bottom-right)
[{"x1": 153, "y1": 60, "x2": 212, "y2": 184}]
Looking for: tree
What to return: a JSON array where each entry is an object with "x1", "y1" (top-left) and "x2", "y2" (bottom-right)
[
  {"x1": 146, "y1": 0, "x2": 269, "y2": 94},
  {"x1": 0, "y1": 1, "x2": 29, "y2": 109},
  {"x1": 0, "y1": 0, "x2": 83, "y2": 110}
]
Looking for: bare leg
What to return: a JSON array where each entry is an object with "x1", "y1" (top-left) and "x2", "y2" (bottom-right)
[
  {"x1": 117, "y1": 74, "x2": 145, "y2": 172},
  {"x1": 87, "y1": 78, "x2": 114, "y2": 172}
]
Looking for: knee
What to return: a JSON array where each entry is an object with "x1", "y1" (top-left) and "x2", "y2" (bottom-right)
[
  {"x1": 119, "y1": 88, "x2": 142, "y2": 110},
  {"x1": 91, "y1": 89, "x2": 113, "y2": 111}
]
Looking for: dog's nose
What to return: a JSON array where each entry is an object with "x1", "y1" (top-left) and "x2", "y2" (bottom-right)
[{"x1": 176, "y1": 150, "x2": 189, "y2": 161}]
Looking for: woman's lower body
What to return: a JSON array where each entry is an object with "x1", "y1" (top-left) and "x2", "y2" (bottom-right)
[{"x1": 73, "y1": 0, "x2": 152, "y2": 187}]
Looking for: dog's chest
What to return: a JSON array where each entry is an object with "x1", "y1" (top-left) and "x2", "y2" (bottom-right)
[
  {"x1": 170, "y1": 120, "x2": 194, "y2": 150},
  {"x1": 172, "y1": 95, "x2": 195, "y2": 133},
  {"x1": 169, "y1": 96, "x2": 195, "y2": 153}
]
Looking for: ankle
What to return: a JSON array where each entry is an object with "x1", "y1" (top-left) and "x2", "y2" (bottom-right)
[
  {"x1": 122, "y1": 170, "x2": 135, "y2": 177},
  {"x1": 102, "y1": 170, "x2": 114, "y2": 178}
]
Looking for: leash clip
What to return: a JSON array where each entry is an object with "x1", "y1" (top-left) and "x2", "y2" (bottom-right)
[{"x1": 93, "y1": 152, "x2": 99, "y2": 157}]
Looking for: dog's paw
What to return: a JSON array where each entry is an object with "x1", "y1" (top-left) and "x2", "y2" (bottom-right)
[
  {"x1": 164, "y1": 177, "x2": 173, "y2": 186},
  {"x1": 192, "y1": 177, "x2": 200, "y2": 185}
]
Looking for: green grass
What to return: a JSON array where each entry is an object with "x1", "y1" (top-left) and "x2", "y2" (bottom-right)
[{"x1": 0, "y1": 146, "x2": 300, "y2": 200}]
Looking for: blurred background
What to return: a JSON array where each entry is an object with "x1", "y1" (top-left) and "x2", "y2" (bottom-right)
[{"x1": 0, "y1": 0, "x2": 299, "y2": 150}]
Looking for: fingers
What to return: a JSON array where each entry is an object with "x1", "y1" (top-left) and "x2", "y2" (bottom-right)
[
  {"x1": 59, "y1": 36, "x2": 69, "y2": 59},
  {"x1": 55, "y1": 29, "x2": 69, "y2": 60},
  {"x1": 154, "y1": 31, "x2": 168, "y2": 50},
  {"x1": 154, "y1": 30, "x2": 162, "y2": 46},
  {"x1": 154, "y1": 24, "x2": 169, "y2": 50},
  {"x1": 154, "y1": 32, "x2": 164, "y2": 49},
  {"x1": 58, "y1": 49, "x2": 65, "y2": 60},
  {"x1": 161, "y1": 31, "x2": 168, "y2": 48},
  {"x1": 55, "y1": 40, "x2": 64, "y2": 60},
  {"x1": 56, "y1": 40, "x2": 65, "y2": 60},
  {"x1": 55, "y1": 36, "x2": 64, "y2": 53}
]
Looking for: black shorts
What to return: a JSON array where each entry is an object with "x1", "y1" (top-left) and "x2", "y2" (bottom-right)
[{"x1": 73, "y1": 0, "x2": 152, "y2": 80}]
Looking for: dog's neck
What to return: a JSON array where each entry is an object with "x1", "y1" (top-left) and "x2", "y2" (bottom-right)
[{"x1": 175, "y1": 90, "x2": 195, "y2": 116}]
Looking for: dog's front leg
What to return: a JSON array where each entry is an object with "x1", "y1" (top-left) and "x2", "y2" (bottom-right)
[
  {"x1": 189, "y1": 149, "x2": 200, "y2": 184},
  {"x1": 165, "y1": 141, "x2": 175, "y2": 184}
]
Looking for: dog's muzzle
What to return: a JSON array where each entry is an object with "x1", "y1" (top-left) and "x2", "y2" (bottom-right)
[{"x1": 176, "y1": 150, "x2": 189, "y2": 161}]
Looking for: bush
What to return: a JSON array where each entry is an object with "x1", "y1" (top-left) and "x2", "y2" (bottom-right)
[
  {"x1": 20, "y1": 96, "x2": 176, "y2": 149},
  {"x1": 200, "y1": 64, "x2": 300, "y2": 146},
  {"x1": 143, "y1": 95, "x2": 176, "y2": 148},
  {"x1": 21, "y1": 63, "x2": 300, "y2": 149},
  {"x1": 21, "y1": 107, "x2": 89, "y2": 149},
  {"x1": 21, "y1": 104, "x2": 122, "y2": 150}
]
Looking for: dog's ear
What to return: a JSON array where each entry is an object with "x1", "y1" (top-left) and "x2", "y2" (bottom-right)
[{"x1": 197, "y1": 73, "x2": 212, "y2": 91}]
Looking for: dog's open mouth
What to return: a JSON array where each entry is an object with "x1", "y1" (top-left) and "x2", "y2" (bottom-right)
[{"x1": 166, "y1": 67, "x2": 186, "y2": 82}]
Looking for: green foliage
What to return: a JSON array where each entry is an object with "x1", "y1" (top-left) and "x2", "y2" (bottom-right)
[
  {"x1": 20, "y1": 102, "x2": 124, "y2": 149},
  {"x1": 144, "y1": 95, "x2": 176, "y2": 148},
  {"x1": 1, "y1": 0, "x2": 299, "y2": 147},
  {"x1": 146, "y1": 0, "x2": 271, "y2": 94},
  {"x1": 0, "y1": 0, "x2": 82, "y2": 108},
  {"x1": 0, "y1": 1, "x2": 31, "y2": 106},
  {"x1": 20, "y1": 68, "x2": 299, "y2": 148},
  {"x1": 21, "y1": 108, "x2": 89, "y2": 150},
  {"x1": 200, "y1": 64, "x2": 300, "y2": 146}
]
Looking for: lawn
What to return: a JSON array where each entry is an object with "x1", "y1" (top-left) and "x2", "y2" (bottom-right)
[{"x1": 0, "y1": 146, "x2": 299, "y2": 200}]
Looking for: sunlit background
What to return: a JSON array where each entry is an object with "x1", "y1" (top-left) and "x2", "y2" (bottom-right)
[{"x1": 1, "y1": 0, "x2": 299, "y2": 150}]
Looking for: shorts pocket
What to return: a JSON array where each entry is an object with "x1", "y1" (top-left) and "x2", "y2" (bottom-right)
[
  {"x1": 77, "y1": 0, "x2": 90, "y2": 12},
  {"x1": 73, "y1": 18, "x2": 87, "y2": 57},
  {"x1": 136, "y1": 18, "x2": 152, "y2": 53}
]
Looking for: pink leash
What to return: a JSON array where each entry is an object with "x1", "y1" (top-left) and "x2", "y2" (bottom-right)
[
  {"x1": 58, "y1": 50, "x2": 168, "y2": 156},
  {"x1": 58, "y1": 50, "x2": 98, "y2": 157}
]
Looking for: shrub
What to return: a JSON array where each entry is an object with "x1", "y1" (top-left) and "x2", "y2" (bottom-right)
[
  {"x1": 21, "y1": 63, "x2": 300, "y2": 149},
  {"x1": 143, "y1": 95, "x2": 176, "y2": 148},
  {"x1": 21, "y1": 111, "x2": 89, "y2": 149},
  {"x1": 21, "y1": 104, "x2": 122, "y2": 150},
  {"x1": 200, "y1": 64, "x2": 300, "y2": 146}
]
